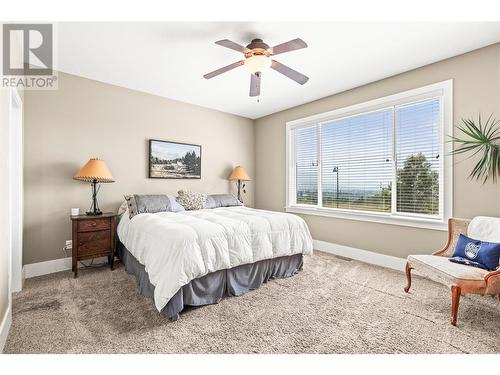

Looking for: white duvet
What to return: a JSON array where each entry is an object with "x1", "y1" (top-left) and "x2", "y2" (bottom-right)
[{"x1": 117, "y1": 206, "x2": 313, "y2": 311}]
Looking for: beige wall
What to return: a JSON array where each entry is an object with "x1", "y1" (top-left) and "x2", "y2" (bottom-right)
[
  {"x1": 23, "y1": 72, "x2": 254, "y2": 265},
  {"x1": 255, "y1": 43, "x2": 500, "y2": 258}
]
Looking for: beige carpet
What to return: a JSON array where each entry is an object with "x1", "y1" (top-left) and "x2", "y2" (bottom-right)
[{"x1": 5, "y1": 251, "x2": 500, "y2": 354}]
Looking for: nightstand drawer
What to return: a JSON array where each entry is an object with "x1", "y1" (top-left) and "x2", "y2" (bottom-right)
[
  {"x1": 78, "y1": 230, "x2": 111, "y2": 256},
  {"x1": 78, "y1": 218, "x2": 111, "y2": 232}
]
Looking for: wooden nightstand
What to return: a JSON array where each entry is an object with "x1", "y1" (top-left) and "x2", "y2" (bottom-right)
[{"x1": 70, "y1": 213, "x2": 116, "y2": 278}]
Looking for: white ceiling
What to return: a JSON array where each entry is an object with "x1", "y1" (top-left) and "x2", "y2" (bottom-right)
[{"x1": 56, "y1": 22, "x2": 500, "y2": 119}]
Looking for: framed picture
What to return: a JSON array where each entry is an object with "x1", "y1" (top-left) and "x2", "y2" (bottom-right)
[{"x1": 149, "y1": 139, "x2": 201, "y2": 179}]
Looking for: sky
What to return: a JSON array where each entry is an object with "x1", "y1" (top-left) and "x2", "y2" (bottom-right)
[
  {"x1": 296, "y1": 98, "x2": 441, "y2": 194},
  {"x1": 151, "y1": 140, "x2": 200, "y2": 161}
]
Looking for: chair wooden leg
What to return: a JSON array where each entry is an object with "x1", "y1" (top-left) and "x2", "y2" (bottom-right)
[
  {"x1": 451, "y1": 286, "x2": 461, "y2": 326},
  {"x1": 404, "y1": 262, "x2": 412, "y2": 293}
]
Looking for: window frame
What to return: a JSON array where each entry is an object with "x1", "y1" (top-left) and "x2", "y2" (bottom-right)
[{"x1": 285, "y1": 80, "x2": 453, "y2": 231}]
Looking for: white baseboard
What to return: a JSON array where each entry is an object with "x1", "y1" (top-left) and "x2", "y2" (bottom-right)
[
  {"x1": 23, "y1": 256, "x2": 110, "y2": 279},
  {"x1": 24, "y1": 257, "x2": 73, "y2": 279},
  {"x1": 0, "y1": 303, "x2": 12, "y2": 353},
  {"x1": 313, "y1": 239, "x2": 406, "y2": 272}
]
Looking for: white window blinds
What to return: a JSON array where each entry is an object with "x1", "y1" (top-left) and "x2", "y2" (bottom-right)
[
  {"x1": 295, "y1": 125, "x2": 318, "y2": 205},
  {"x1": 321, "y1": 109, "x2": 393, "y2": 213},
  {"x1": 396, "y1": 98, "x2": 441, "y2": 216}
]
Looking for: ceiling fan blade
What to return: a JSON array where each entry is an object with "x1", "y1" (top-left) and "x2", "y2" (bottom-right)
[
  {"x1": 270, "y1": 38, "x2": 307, "y2": 55},
  {"x1": 249, "y1": 73, "x2": 261, "y2": 97},
  {"x1": 203, "y1": 60, "x2": 244, "y2": 79},
  {"x1": 271, "y1": 60, "x2": 309, "y2": 85},
  {"x1": 215, "y1": 39, "x2": 250, "y2": 54}
]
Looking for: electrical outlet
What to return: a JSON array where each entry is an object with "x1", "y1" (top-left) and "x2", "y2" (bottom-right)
[{"x1": 65, "y1": 240, "x2": 72, "y2": 249}]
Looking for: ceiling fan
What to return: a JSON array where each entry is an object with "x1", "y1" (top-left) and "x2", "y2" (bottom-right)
[{"x1": 203, "y1": 38, "x2": 309, "y2": 97}]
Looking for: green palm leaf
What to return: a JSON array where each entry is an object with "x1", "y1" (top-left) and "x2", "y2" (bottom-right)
[{"x1": 449, "y1": 114, "x2": 500, "y2": 183}]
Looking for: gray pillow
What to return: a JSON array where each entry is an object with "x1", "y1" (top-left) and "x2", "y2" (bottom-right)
[
  {"x1": 206, "y1": 194, "x2": 243, "y2": 209},
  {"x1": 126, "y1": 194, "x2": 185, "y2": 219}
]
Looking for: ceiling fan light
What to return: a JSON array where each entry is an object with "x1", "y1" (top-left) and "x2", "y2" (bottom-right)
[{"x1": 244, "y1": 55, "x2": 272, "y2": 74}]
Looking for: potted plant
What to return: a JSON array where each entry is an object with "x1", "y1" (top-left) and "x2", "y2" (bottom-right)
[{"x1": 450, "y1": 114, "x2": 500, "y2": 183}]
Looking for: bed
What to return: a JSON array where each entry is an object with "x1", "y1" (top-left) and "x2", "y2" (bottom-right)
[{"x1": 117, "y1": 205, "x2": 313, "y2": 320}]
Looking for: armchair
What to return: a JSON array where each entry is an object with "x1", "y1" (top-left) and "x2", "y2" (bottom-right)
[{"x1": 405, "y1": 217, "x2": 500, "y2": 326}]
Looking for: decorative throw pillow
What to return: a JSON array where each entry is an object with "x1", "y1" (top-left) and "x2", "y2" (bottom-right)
[
  {"x1": 117, "y1": 195, "x2": 132, "y2": 217},
  {"x1": 125, "y1": 195, "x2": 139, "y2": 218},
  {"x1": 125, "y1": 194, "x2": 185, "y2": 219},
  {"x1": 450, "y1": 234, "x2": 500, "y2": 271},
  {"x1": 205, "y1": 194, "x2": 243, "y2": 209},
  {"x1": 176, "y1": 190, "x2": 207, "y2": 210}
]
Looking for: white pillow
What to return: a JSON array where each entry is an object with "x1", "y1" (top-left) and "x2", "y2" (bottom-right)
[{"x1": 468, "y1": 216, "x2": 500, "y2": 243}]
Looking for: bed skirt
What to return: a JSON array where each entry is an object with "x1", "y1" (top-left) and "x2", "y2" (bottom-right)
[{"x1": 116, "y1": 242, "x2": 304, "y2": 320}]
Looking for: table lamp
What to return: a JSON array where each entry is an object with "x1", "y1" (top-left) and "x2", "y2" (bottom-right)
[
  {"x1": 228, "y1": 166, "x2": 251, "y2": 202},
  {"x1": 73, "y1": 158, "x2": 115, "y2": 215}
]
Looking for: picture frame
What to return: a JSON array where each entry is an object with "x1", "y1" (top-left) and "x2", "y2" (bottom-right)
[{"x1": 148, "y1": 139, "x2": 202, "y2": 179}]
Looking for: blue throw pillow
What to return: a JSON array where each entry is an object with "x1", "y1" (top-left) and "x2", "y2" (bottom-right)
[{"x1": 450, "y1": 234, "x2": 500, "y2": 271}]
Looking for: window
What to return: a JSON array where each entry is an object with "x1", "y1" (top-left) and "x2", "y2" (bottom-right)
[{"x1": 286, "y1": 80, "x2": 453, "y2": 230}]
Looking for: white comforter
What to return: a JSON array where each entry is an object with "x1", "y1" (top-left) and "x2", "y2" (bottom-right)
[{"x1": 117, "y1": 206, "x2": 313, "y2": 311}]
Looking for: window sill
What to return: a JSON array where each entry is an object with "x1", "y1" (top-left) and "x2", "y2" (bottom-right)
[{"x1": 285, "y1": 205, "x2": 448, "y2": 231}]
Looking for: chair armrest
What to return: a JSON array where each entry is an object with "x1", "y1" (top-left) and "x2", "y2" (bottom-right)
[
  {"x1": 433, "y1": 218, "x2": 470, "y2": 257},
  {"x1": 484, "y1": 269, "x2": 500, "y2": 295}
]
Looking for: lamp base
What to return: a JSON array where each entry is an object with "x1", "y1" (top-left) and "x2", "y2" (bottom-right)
[
  {"x1": 86, "y1": 179, "x2": 102, "y2": 216},
  {"x1": 86, "y1": 210, "x2": 102, "y2": 216},
  {"x1": 236, "y1": 180, "x2": 243, "y2": 203}
]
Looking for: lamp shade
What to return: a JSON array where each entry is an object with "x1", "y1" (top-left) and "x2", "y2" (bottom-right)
[
  {"x1": 73, "y1": 158, "x2": 115, "y2": 183},
  {"x1": 228, "y1": 166, "x2": 251, "y2": 181}
]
